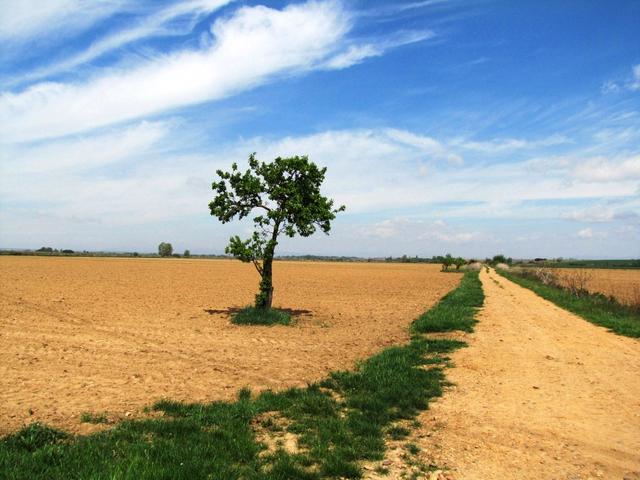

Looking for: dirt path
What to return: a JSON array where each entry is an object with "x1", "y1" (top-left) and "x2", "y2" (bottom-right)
[{"x1": 418, "y1": 268, "x2": 640, "y2": 480}]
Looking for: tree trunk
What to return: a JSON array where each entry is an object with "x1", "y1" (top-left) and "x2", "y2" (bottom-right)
[{"x1": 256, "y1": 254, "x2": 274, "y2": 309}]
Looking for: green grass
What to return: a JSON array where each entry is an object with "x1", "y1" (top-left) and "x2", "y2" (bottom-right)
[
  {"x1": 79, "y1": 412, "x2": 109, "y2": 424},
  {"x1": 498, "y1": 269, "x2": 640, "y2": 338},
  {"x1": 1, "y1": 271, "x2": 484, "y2": 479},
  {"x1": 232, "y1": 306, "x2": 292, "y2": 326},
  {"x1": 412, "y1": 271, "x2": 484, "y2": 333}
]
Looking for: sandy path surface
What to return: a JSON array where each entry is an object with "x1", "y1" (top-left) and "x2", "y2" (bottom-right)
[
  {"x1": 418, "y1": 268, "x2": 640, "y2": 480},
  {"x1": 0, "y1": 257, "x2": 459, "y2": 435}
]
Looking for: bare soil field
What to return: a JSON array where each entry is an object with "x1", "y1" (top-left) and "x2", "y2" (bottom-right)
[
  {"x1": 557, "y1": 268, "x2": 640, "y2": 306},
  {"x1": 0, "y1": 256, "x2": 459, "y2": 435},
  {"x1": 413, "y1": 268, "x2": 640, "y2": 480}
]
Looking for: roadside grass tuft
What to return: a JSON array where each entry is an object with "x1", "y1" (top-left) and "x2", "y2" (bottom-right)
[
  {"x1": 232, "y1": 306, "x2": 292, "y2": 326},
  {"x1": 1, "y1": 271, "x2": 484, "y2": 479},
  {"x1": 498, "y1": 269, "x2": 640, "y2": 338},
  {"x1": 79, "y1": 412, "x2": 109, "y2": 424}
]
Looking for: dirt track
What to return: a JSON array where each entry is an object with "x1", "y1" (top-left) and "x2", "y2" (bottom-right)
[
  {"x1": 0, "y1": 257, "x2": 459, "y2": 434},
  {"x1": 418, "y1": 268, "x2": 640, "y2": 480}
]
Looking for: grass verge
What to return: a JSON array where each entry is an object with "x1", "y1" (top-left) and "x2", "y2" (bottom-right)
[
  {"x1": 497, "y1": 269, "x2": 640, "y2": 338},
  {"x1": 232, "y1": 306, "x2": 292, "y2": 326},
  {"x1": 1, "y1": 271, "x2": 483, "y2": 479},
  {"x1": 412, "y1": 271, "x2": 484, "y2": 333}
]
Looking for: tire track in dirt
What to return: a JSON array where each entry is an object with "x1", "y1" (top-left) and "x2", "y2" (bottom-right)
[{"x1": 416, "y1": 268, "x2": 640, "y2": 480}]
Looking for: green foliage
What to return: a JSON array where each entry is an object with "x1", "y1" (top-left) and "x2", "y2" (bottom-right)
[
  {"x1": 158, "y1": 242, "x2": 173, "y2": 257},
  {"x1": 209, "y1": 154, "x2": 344, "y2": 309},
  {"x1": 1, "y1": 272, "x2": 484, "y2": 479},
  {"x1": 498, "y1": 269, "x2": 640, "y2": 338},
  {"x1": 2, "y1": 424, "x2": 69, "y2": 453},
  {"x1": 412, "y1": 271, "x2": 484, "y2": 333},
  {"x1": 492, "y1": 254, "x2": 507, "y2": 264},
  {"x1": 231, "y1": 307, "x2": 292, "y2": 326},
  {"x1": 441, "y1": 253, "x2": 454, "y2": 271},
  {"x1": 80, "y1": 412, "x2": 109, "y2": 424},
  {"x1": 183, "y1": 249, "x2": 190, "y2": 258},
  {"x1": 453, "y1": 257, "x2": 465, "y2": 270}
]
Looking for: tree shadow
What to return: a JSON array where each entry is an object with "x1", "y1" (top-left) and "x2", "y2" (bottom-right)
[{"x1": 204, "y1": 307, "x2": 313, "y2": 317}]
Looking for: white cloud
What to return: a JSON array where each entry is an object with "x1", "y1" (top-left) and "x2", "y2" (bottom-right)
[
  {"x1": 577, "y1": 228, "x2": 593, "y2": 239},
  {"x1": 360, "y1": 217, "x2": 478, "y2": 244},
  {"x1": 576, "y1": 227, "x2": 607, "y2": 240},
  {"x1": 0, "y1": 121, "x2": 169, "y2": 174},
  {"x1": 601, "y1": 80, "x2": 620, "y2": 94},
  {"x1": 10, "y1": 0, "x2": 234, "y2": 85},
  {"x1": 324, "y1": 29, "x2": 434, "y2": 70},
  {"x1": 630, "y1": 64, "x2": 640, "y2": 91},
  {"x1": 0, "y1": 1, "x2": 351, "y2": 143},
  {"x1": 602, "y1": 64, "x2": 640, "y2": 94},
  {"x1": 562, "y1": 205, "x2": 640, "y2": 224},
  {"x1": 385, "y1": 128, "x2": 462, "y2": 164},
  {"x1": 0, "y1": 0, "x2": 124, "y2": 42},
  {"x1": 453, "y1": 134, "x2": 568, "y2": 154},
  {"x1": 1, "y1": 126, "x2": 638, "y2": 254},
  {"x1": 572, "y1": 155, "x2": 640, "y2": 182}
]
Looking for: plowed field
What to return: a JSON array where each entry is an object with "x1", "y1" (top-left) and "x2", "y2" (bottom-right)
[
  {"x1": 0, "y1": 257, "x2": 459, "y2": 434},
  {"x1": 557, "y1": 268, "x2": 640, "y2": 305}
]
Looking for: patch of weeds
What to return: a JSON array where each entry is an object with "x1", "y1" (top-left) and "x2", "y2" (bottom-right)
[
  {"x1": 231, "y1": 306, "x2": 291, "y2": 326},
  {"x1": 2, "y1": 423, "x2": 69, "y2": 453},
  {"x1": 375, "y1": 465, "x2": 390, "y2": 475},
  {"x1": 79, "y1": 412, "x2": 109, "y2": 424},
  {"x1": 387, "y1": 425, "x2": 410, "y2": 440},
  {"x1": 405, "y1": 443, "x2": 420, "y2": 455}
]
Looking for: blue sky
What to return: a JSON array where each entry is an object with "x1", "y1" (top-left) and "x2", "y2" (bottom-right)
[{"x1": 0, "y1": 0, "x2": 639, "y2": 259}]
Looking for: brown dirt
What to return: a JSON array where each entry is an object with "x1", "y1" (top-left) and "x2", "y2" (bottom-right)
[
  {"x1": 556, "y1": 268, "x2": 640, "y2": 306},
  {"x1": 414, "y1": 268, "x2": 640, "y2": 480},
  {"x1": 0, "y1": 256, "x2": 459, "y2": 435}
]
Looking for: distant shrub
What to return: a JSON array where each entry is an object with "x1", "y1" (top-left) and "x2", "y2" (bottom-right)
[
  {"x1": 158, "y1": 242, "x2": 173, "y2": 257},
  {"x1": 562, "y1": 269, "x2": 592, "y2": 297}
]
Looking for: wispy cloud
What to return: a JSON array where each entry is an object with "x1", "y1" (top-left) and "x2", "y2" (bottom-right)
[
  {"x1": 562, "y1": 204, "x2": 640, "y2": 224},
  {"x1": 7, "y1": 0, "x2": 234, "y2": 86},
  {"x1": 0, "y1": 121, "x2": 169, "y2": 174},
  {"x1": 0, "y1": 0, "x2": 125, "y2": 43},
  {"x1": 601, "y1": 64, "x2": 640, "y2": 94},
  {"x1": 324, "y1": 29, "x2": 434, "y2": 69},
  {"x1": 572, "y1": 155, "x2": 640, "y2": 182},
  {"x1": 0, "y1": 1, "x2": 351, "y2": 143},
  {"x1": 452, "y1": 134, "x2": 568, "y2": 154}
]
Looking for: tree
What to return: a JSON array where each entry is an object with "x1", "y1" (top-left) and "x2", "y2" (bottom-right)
[
  {"x1": 492, "y1": 254, "x2": 507, "y2": 265},
  {"x1": 183, "y1": 249, "x2": 191, "y2": 258},
  {"x1": 442, "y1": 253, "x2": 454, "y2": 271},
  {"x1": 209, "y1": 154, "x2": 344, "y2": 309},
  {"x1": 158, "y1": 242, "x2": 173, "y2": 257},
  {"x1": 454, "y1": 257, "x2": 466, "y2": 270}
]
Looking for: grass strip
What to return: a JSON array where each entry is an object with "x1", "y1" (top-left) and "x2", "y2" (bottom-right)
[
  {"x1": 1, "y1": 271, "x2": 483, "y2": 479},
  {"x1": 497, "y1": 269, "x2": 640, "y2": 338},
  {"x1": 412, "y1": 271, "x2": 484, "y2": 333}
]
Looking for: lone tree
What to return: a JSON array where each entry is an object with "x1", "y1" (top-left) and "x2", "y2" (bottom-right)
[
  {"x1": 158, "y1": 242, "x2": 173, "y2": 257},
  {"x1": 442, "y1": 253, "x2": 454, "y2": 271},
  {"x1": 453, "y1": 257, "x2": 466, "y2": 270},
  {"x1": 209, "y1": 154, "x2": 344, "y2": 309}
]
